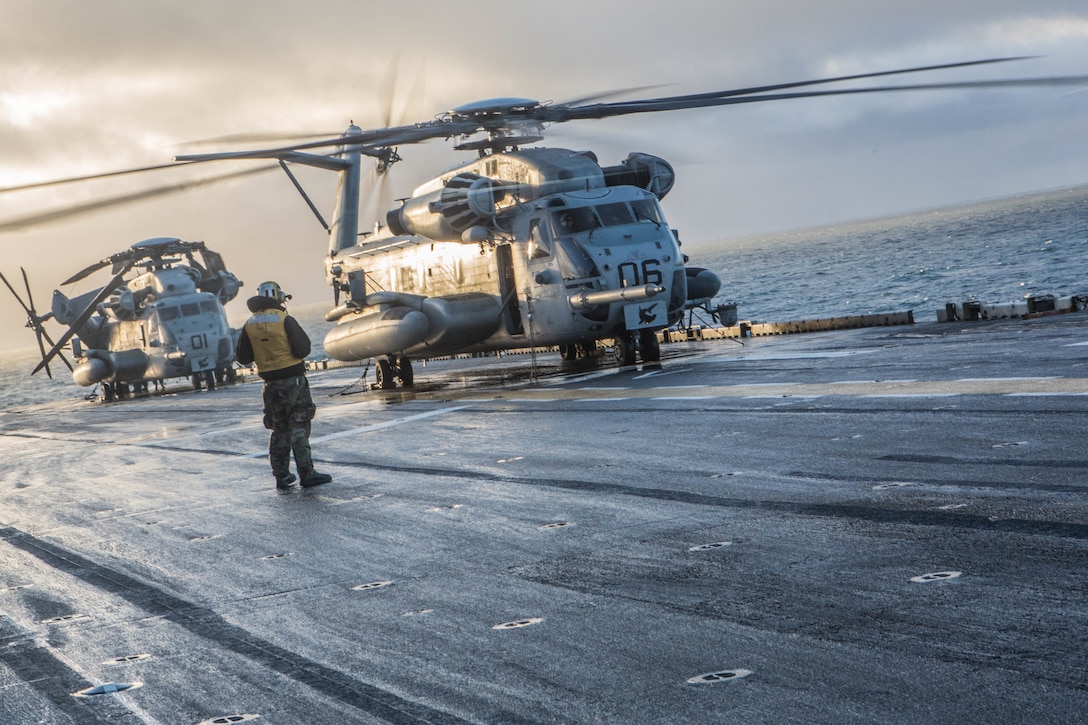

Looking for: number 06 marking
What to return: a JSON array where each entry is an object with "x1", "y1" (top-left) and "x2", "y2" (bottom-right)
[{"x1": 617, "y1": 259, "x2": 662, "y2": 286}]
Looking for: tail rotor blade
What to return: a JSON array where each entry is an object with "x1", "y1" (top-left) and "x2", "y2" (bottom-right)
[
  {"x1": 21, "y1": 268, "x2": 52, "y2": 378},
  {"x1": 0, "y1": 269, "x2": 72, "y2": 377},
  {"x1": 32, "y1": 268, "x2": 127, "y2": 377},
  {"x1": 380, "y1": 51, "x2": 401, "y2": 128}
]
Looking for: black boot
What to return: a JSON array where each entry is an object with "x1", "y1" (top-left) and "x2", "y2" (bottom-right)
[{"x1": 300, "y1": 471, "x2": 332, "y2": 488}]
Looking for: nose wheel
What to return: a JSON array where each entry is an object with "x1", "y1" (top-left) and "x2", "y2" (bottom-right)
[
  {"x1": 613, "y1": 334, "x2": 637, "y2": 366},
  {"x1": 612, "y1": 330, "x2": 661, "y2": 367}
]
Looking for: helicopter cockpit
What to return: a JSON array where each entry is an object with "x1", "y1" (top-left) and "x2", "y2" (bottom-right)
[
  {"x1": 527, "y1": 190, "x2": 679, "y2": 292},
  {"x1": 548, "y1": 196, "x2": 664, "y2": 238}
]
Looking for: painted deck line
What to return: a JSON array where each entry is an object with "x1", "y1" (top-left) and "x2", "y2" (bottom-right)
[{"x1": 242, "y1": 406, "x2": 473, "y2": 457}]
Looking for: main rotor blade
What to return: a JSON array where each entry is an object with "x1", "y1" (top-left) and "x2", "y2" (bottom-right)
[
  {"x1": 0, "y1": 162, "x2": 196, "y2": 194},
  {"x1": 177, "y1": 131, "x2": 340, "y2": 147},
  {"x1": 62, "y1": 259, "x2": 112, "y2": 286},
  {"x1": 380, "y1": 51, "x2": 401, "y2": 129},
  {"x1": 174, "y1": 120, "x2": 483, "y2": 161},
  {"x1": 173, "y1": 57, "x2": 1056, "y2": 156},
  {"x1": 6, "y1": 55, "x2": 1082, "y2": 204},
  {"x1": 558, "y1": 84, "x2": 672, "y2": 107},
  {"x1": 554, "y1": 74, "x2": 1088, "y2": 121},
  {"x1": 0, "y1": 164, "x2": 278, "y2": 233},
  {"x1": 574, "y1": 56, "x2": 1037, "y2": 111},
  {"x1": 32, "y1": 268, "x2": 127, "y2": 376},
  {"x1": 64, "y1": 239, "x2": 208, "y2": 285}
]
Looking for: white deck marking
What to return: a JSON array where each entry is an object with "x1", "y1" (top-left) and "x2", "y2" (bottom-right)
[
  {"x1": 241, "y1": 405, "x2": 472, "y2": 457},
  {"x1": 955, "y1": 376, "x2": 1060, "y2": 382},
  {"x1": 652, "y1": 384, "x2": 710, "y2": 390},
  {"x1": 1006, "y1": 392, "x2": 1088, "y2": 397}
]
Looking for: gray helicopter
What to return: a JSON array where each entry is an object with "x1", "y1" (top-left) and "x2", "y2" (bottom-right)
[
  {"x1": 2, "y1": 237, "x2": 243, "y2": 401},
  {"x1": 6, "y1": 56, "x2": 1087, "y2": 389},
  {"x1": 169, "y1": 56, "x2": 1088, "y2": 388}
]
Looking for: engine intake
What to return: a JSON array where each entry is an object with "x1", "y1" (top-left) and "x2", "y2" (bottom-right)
[
  {"x1": 386, "y1": 173, "x2": 504, "y2": 241},
  {"x1": 440, "y1": 173, "x2": 504, "y2": 231}
]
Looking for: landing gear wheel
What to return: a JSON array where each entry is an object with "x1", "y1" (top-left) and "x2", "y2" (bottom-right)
[
  {"x1": 102, "y1": 383, "x2": 116, "y2": 403},
  {"x1": 396, "y1": 355, "x2": 414, "y2": 388},
  {"x1": 192, "y1": 373, "x2": 203, "y2": 391},
  {"x1": 205, "y1": 370, "x2": 217, "y2": 390},
  {"x1": 559, "y1": 344, "x2": 577, "y2": 361},
  {"x1": 639, "y1": 329, "x2": 661, "y2": 363},
  {"x1": 613, "y1": 334, "x2": 637, "y2": 367},
  {"x1": 375, "y1": 358, "x2": 396, "y2": 389}
]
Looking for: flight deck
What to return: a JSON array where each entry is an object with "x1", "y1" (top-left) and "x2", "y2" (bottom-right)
[{"x1": 1, "y1": 314, "x2": 1086, "y2": 724}]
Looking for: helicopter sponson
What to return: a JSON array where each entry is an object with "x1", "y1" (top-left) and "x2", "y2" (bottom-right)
[
  {"x1": 71, "y1": 348, "x2": 157, "y2": 387},
  {"x1": 323, "y1": 291, "x2": 502, "y2": 360}
]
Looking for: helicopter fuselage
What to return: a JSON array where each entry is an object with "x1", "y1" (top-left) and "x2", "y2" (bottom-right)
[
  {"x1": 42, "y1": 245, "x2": 243, "y2": 397},
  {"x1": 323, "y1": 184, "x2": 687, "y2": 360},
  {"x1": 72, "y1": 288, "x2": 235, "y2": 386},
  {"x1": 316, "y1": 144, "x2": 702, "y2": 369}
]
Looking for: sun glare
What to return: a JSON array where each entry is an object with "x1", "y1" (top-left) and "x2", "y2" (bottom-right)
[{"x1": 0, "y1": 89, "x2": 80, "y2": 128}]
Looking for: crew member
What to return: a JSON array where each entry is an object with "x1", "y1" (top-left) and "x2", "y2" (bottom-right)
[{"x1": 236, "y1": 281, "x2": 332, "y2": 490}]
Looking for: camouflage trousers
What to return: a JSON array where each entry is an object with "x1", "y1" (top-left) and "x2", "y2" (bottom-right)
[{"x1": 262, "y1": 375, "x2": 317, "y2": 478}]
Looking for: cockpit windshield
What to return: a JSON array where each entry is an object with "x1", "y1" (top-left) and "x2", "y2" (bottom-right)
[
  {"x1": 552, "y1": 207, "x2": 599, "y2": 235},
  {"x1": 630, "y1": 199, "x2": 663, "y2": 225},
  {"x1": 552, "y1": 198, "x2": 662, "y2": 237},
  {"x1": 596, "y1": 202, "x2": 634, "y2": 226}
]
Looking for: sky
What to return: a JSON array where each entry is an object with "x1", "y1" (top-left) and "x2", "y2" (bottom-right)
[{"x1": 0, "y1": 0, "x2": 1087, "y2": 352}]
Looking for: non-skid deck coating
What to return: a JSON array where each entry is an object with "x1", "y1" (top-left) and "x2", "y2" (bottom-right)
[{"x1": 1, "y1": 315, "x2": 1087, "y2": 724}]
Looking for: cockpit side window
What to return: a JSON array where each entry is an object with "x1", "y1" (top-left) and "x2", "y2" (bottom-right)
[
  {"x1": 528, "y1": 218, "x2": 553, "y2": 260},
  {"x1": 181, "y1": 303, "x2": 200, "y2": 317},
  {"x1": 555, "y1": 238, "x2": 600, "y2": 280},
  {"x1": 159, "y1": 306, "x2": 180, "y2": 322}
]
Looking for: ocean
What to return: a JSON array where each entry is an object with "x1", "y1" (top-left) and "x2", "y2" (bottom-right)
[
  {"x1": 692, "y1": 184, "x2": 1088, "y2": 324},
  {"x1": 3, "y1": 183, "x2": 1086, "y2": 410}
]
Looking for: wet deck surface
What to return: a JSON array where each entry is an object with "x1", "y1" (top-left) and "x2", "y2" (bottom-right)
[{"x1": 2, "y1": 315, "x2": 1087, "y2": 724}]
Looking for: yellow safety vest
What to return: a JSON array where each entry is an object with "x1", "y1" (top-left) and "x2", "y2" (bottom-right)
[{"x1": 244, "y1": 309, "x2": 304, "y2": 374}]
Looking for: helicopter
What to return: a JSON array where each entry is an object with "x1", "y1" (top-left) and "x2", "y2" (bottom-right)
[
  {"x1": 5, "y1": 56, "x2": 1087, "y2": 389},
  {"x1": 2, "y1": 237, "x2": 244, "y2": 401}
]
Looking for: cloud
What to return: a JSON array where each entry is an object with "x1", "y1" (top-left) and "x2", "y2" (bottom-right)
[{"x1": 0, "y1": 0, "x2": 1086, "y2": 351}]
